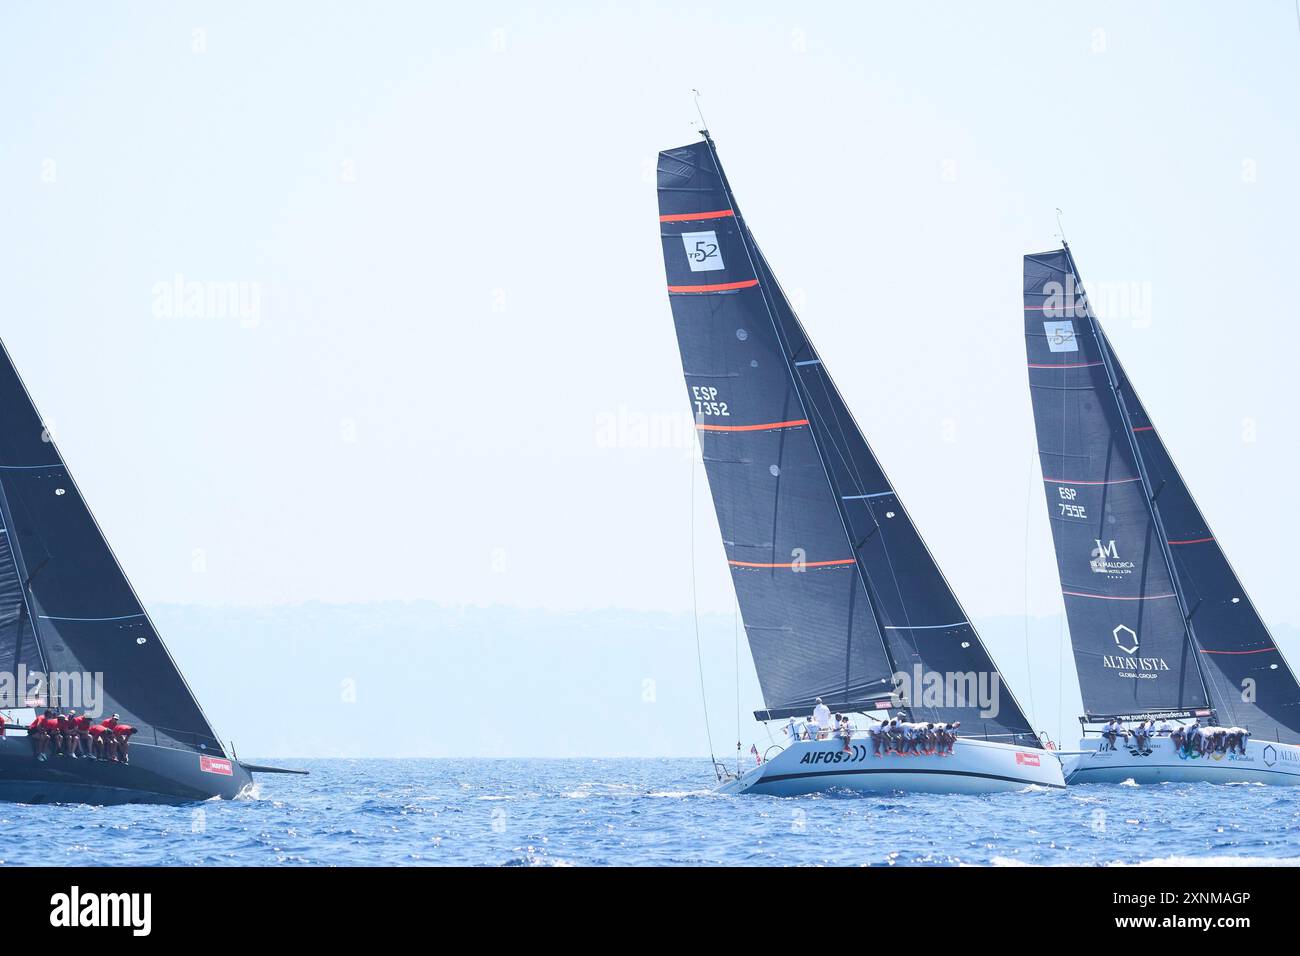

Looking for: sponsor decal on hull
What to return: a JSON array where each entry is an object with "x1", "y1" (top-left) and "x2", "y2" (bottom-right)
[
  {"x1": 798, "y1": 746, "x2": 872, "y2": 765},
  {"x1": 1015, "y1": 752, "x2": 1040, "y2": 767},
  {"x1": 199, "y1": 755, "x2": 233, "y2": 776},
  {"x1": 1175, "y1": 749, "x2": 1254, "y2": 764}
]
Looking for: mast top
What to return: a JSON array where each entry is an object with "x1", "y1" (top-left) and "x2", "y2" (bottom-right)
[{"x1": 691, "y1": 89, "x2": 712, "y2": 142}]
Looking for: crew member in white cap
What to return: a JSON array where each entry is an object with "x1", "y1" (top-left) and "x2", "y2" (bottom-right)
[{"x1": 812, "y1": 697, "x2": 832, "y2": 738}]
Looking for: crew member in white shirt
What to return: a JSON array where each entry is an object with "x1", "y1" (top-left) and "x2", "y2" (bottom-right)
[
  {"x1": 867, "y1": 720, "x2": 885, "y2": 757},
  {"x1": 812, "y1": 698, "x2": 832, "y2": 738}
]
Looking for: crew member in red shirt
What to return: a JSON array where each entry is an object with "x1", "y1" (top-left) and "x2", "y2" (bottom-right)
[
  {"x1": 28, "y1": 709, "x2": 52, "y2": 760},
  {"x1": 88, "y1": 719, "x2": 110, "y2": 760},
  {"x1": 76, "y1": 713, "x2": 93, "y2": 757},
  {"x1": 57, "y1": 712, "x2": 74, "y2": 756},
  {"x1": 62, "y1": 710, "x2": 84, "y2": 759},
  {"x1": 109, "y1": 715, "x2": 137, "y2": 765}
]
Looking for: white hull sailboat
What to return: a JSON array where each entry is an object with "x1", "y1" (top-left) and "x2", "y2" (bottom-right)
[
  {"x1": 1024, "y1": 245, "x2": 1300, "y2": 786},
  {"x1": 655, "y1": 130, "x2": 1063, "y2": 796},
  {"x1": 720, "y1": 736, "x2": 1063, "y2": 796},
  {"x1": 1063, "y1": 737, "x2": 1300, "y2": 786}
]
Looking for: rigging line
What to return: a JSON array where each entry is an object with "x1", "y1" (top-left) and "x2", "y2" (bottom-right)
[
  {"x1": 735, "y1": 593, "x2": 741, "y2": 776},
  {"x1": 723, "y1": 208, "x2": 903, "y2": 705},
  {"x1": 689, "y1": 430, "x2": 719, "y2": 777},
  {"x1": 1022, "y1": 444, "x2": 1038, "y2": 728},
  {"x1": 773, "y1": 258, "x2": 1034, "y2": 736},
  {"x1": 1057, "y1": 590, "x2": 1065, "y2": 748},
  {"x1": 1049, "y1": 247, "x2": 1067, "y2": 745},
  {"x1": 1100, "y1": 337, "x2": 1300, "y2": 727}
]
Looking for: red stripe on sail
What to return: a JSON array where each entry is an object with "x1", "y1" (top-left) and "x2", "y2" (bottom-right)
[
  {"x1": 729, "y1": 558, "x2": 855, "y2": 569},
  {"x1": 1062, "y1": 590, "x2": 1177, "y2": 601},
  {"x1": 1028, "y1": 361, "x2": 1103, "y2": 369},
  {"x1": 659, "y1": 209, "x2": 735, "y2": 222},
  {"x1": 1200, "y1": 647, "x2": 1276, "y2": 656},
  {"x1": 1043, "y1": 476, "x2": 1142, "y2": 486},
  {"x1": 668, "y1": 279, "x2": 759, "y2": 293},
  {"x1": 1168, "y1": 537, "x2": 1214, "y2": 545},
  {"x1": 697, "y1": 419, "x2": 808, "y2": 432}
]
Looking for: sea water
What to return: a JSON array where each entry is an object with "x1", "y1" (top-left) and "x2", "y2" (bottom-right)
[{"x1": 1, "y1": 758, "x2": 1297, "y2": 866}]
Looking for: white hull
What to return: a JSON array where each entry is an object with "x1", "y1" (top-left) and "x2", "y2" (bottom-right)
[
  {"x1": 1063, "y1": 736, "x2": 1300, "y2": 785},
  {"x1": 715, "y1": 735, "x2": 1065, "y2": 796}
]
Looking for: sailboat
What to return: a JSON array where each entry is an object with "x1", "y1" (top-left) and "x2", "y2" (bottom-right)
[
  {"x1": 1024, "y1": 244, "x2": 1300, "y2": 784},
  {"x1": 0, "y1": 335, "x2": 302, "y2": 803},
  {"x1": 655, "y1": 131, "x2": 1064, "y2": 796}
]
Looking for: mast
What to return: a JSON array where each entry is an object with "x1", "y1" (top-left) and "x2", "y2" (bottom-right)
[
  {"x1": 1062, "y1": 243, "x2": 1215, "y2": 718},
  {"x1": 696, "y1": 131, "x2": 908, "y2": 714},
  {"x1": 0, "y1": 478, "x2": 51, "y2": 697}
]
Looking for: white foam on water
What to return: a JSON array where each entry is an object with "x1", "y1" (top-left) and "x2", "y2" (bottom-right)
[
  {"x1": 1116, "y1": 855, "x2": 1300, "y2": 867},
  {"x1": 1118, "y1": 777, "x2": 1139, "y2": 787}
]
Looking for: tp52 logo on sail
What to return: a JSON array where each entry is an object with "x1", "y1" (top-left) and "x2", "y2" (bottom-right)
[{"x1": 681, "y1": 231, "x2": 724, "y2": 272}]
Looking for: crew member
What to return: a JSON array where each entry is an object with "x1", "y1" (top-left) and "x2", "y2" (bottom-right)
[
  {"x1": 28, "y1": 710, "x2": 49, "y2": 759},
  {"x1": 88, "y1": 719, "x2": 110, "y2": 760},
  {"x1": 868, "y1": 720, "x2": 885, "y2": 757},
  {"x1": 836, "y1": 714, "x2": 852, "y2": 753},
  {"x1": 62, "y1": 710, "x2": 82, "y2": 759},
  {"x1": 76, "y1": 713, "x2": 93, "y2": 756},
  {"x1": 1231, "y1": 726, "x2": 1250, "y2": 755},
  {"x1": 110, "y1": 716, "x2": 137, "y2": 764},
  {"x1": 812, "y1": 698, "x2": 832, "y2": 738}
]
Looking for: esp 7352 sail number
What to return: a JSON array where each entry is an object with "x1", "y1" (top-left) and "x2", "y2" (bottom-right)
[{"x1": 692, "y1": 385, "x2": 729, "y2": 418}]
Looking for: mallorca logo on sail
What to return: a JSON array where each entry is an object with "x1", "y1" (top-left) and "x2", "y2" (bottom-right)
[
  {"x1": 1101, "y1": 625, "x2": 1169, "y2": 677},
  {"x1": 1089, "y1": 539, "x2": 1135, "y2": 576}
]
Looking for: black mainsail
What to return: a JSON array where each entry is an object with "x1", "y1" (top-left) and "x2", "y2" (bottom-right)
[
  {"x1": 1024, "y1": 245, "x2": 1300, "y2": 743},
  {"x1": 0, "y1": 337, "x2": 225, "y2": 753},
  {"x1": 657, "y1": 133, "x2": 1039, "y2": 745}
]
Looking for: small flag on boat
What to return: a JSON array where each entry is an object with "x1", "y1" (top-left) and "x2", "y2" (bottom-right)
[{"x1": 750, "y1": 744, "x2": 761, "y2": 765}]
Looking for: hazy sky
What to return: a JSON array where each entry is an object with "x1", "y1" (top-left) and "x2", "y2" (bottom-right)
[{"x1": 2, "y1": 2, "x2": 1297, "y2": 646}]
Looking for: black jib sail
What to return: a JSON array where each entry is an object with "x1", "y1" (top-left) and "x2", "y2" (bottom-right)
[
  {"x1": 1024, "y1": 245, "x2": 1300, "y2": 742},
  {"x1": 0, "y1": 337, "x2": 226, "y2": 753},
  {"x1": 657, "y1": 133, "x2": 1039, "y2": 745}
]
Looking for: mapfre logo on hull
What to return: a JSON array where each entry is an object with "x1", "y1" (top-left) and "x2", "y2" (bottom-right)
[
  {"x1": 199, "y1": 755, "x2": 233, "y2": 776},
  {"x1": 1015, "y1": 752, "x2": 1040, "y2": 767}
]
